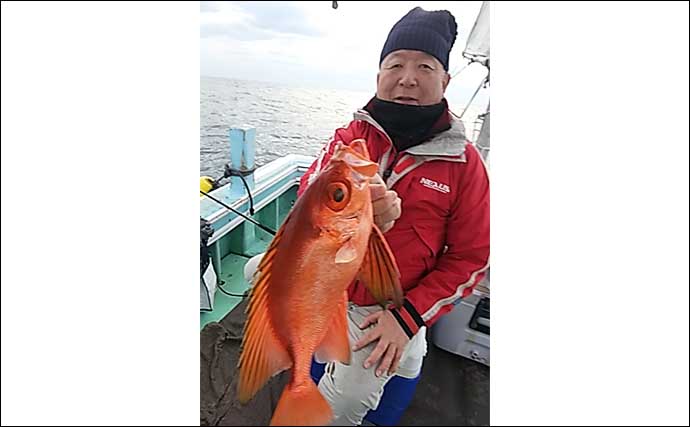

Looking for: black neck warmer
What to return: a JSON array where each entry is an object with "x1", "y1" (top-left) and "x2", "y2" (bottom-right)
[{"x1": 365, "y1": 97, "x2": 449, "y2": 151}]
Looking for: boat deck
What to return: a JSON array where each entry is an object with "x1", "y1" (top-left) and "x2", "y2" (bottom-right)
[
  {"x1": 200, "y1": 177, "x2": 489, "y2": 425},
  {"x1": 200, "y1": 296, "x2": 490, "y2": 426},
  {"x1": 398, "y1": 341, "x2": 490, "y2": 426}
]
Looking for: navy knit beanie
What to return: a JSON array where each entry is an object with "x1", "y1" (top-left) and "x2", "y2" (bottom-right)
[{"x1": 379, "y1": 7, "x2": 458, "y2": 71}]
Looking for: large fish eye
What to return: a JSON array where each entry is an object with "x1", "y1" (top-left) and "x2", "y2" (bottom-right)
[
  {"x1": 326, "y1": 182, "x2": 350, "y2": 211},
  {"x1": 333, "y1": 187, "x2": 344, "y2": 202}
]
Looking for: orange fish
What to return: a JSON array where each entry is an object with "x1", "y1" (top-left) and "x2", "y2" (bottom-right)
[{"x1": 237, "y1": 138, "x2": 403, "y2": 426}]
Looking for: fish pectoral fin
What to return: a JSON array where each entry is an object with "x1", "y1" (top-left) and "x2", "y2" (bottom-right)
[
  {"x1": 335, "y1": 239, "x2": 358, "y2": 264},
  {"x1": 314, "y1": 292, "x2": 351, "y2": 365},
  {"x1": 357, "y1": 224, "x2": 404, "y2": 308},
  {"x1": 237, "y1": 232, "x2": 292, "y2": 404}
]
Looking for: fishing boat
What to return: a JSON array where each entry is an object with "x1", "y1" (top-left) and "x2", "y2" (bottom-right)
[
  {"x1": 200, "y1": 3, "x2": 490, "y2": 424},
  {"x1": 199, "y1": 127, "x2": 314, "y2": 327},
  {"x1": 199, "y1": 127, "x2": 488, "y2": 426}
]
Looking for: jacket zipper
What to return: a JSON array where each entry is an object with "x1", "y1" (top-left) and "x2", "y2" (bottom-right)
[{"x1": 383, "y1": 151, "x2": 401, "y2": 181}]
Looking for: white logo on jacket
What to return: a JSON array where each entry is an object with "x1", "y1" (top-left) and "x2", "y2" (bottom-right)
[{"x1": 419, "y1": 177, "x2": 450, "y2": 194}]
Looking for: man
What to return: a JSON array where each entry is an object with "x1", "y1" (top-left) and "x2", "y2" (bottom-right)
[{"x1": 245, "y1": 6, "x2": 489, "y2": 426}]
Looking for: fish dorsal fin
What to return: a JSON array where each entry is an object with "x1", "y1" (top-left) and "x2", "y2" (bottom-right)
[
  {"x1": 333, "y1": 139, "x2": 378, "y2": 178},
  {"x1": 349, "y1": 138, "x2": 369, "y2": 157},
  {"x1": 237, "y1": 219, "x2": 293, "y2": 404},
  {"x1": 358, "y1": 225, "x2": 403, "y2": 308},
  {"x1": 314, "y1": 291, "x2": 351, "y2": 365}
]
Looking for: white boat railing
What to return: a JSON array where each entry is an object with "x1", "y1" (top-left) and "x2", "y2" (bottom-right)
[{"x1": 200, "y1": 126, "x2": 314, "y2": 245}]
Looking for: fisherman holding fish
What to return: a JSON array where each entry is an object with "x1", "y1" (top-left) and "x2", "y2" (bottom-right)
[{"x1": 240, "y1": 6, "x2": 489, "y2": 426}]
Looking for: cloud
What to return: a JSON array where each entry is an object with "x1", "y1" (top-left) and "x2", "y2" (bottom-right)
[
  {"x1": 238, "y1": 1, "x2": 324, "y2": 38},
  {"x1": 200, "y1": 1, "x2": 324, "y2": 41},
  {"x1": 200, "y1": 1, "x2": 221, "y2": 13},
  {"x1": 200, "y1": 0, "x2": 490, "y2": 111},
  {"x1": 201, "y1": 21, "x2": 275, "y2": 42}
]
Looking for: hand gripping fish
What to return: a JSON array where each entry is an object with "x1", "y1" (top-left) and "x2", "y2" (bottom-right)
[{"x1": 237, "y1": 139, "x2": 403, "y2": 426}]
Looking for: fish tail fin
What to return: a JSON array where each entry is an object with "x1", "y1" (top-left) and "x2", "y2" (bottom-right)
[{"x1": 270, "y1": 381, "x2": 333, "y2": 426}]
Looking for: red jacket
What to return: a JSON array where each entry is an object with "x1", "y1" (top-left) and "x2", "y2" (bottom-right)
[{"x1": 297, "y1": 108, "x2": 490, "y2": 336}]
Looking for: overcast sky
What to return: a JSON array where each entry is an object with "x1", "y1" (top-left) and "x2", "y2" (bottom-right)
[{"x1": 200, "y1": 1, "x2": 489, "y2": 113}]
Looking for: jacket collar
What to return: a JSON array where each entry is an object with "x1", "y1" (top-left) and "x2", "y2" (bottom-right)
[{"x1": 353, "y1": 109, "x2": 467, "y2": 158}]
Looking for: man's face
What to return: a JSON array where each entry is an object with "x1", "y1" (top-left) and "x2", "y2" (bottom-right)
[{"x1": 376, "y1": 49, "x2": 450, "y2": 106}]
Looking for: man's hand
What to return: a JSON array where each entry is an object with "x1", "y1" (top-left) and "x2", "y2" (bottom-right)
[
  {"x1": 352, "y1": 310, "x2": 410, "y2": 377},
  {"x1": 370, "y1": 174, "x2": 401, "y2": 234}
]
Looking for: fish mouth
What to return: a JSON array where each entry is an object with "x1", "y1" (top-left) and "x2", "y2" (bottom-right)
[
  {"x1": 393, "y1": 96, "x2": 419, "y2": 105},
  {"x1": 343, "y1": 213, "x2": 359, "y2": 220}
]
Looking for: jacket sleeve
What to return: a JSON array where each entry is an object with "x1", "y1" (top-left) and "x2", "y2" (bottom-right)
[
  {"x1": 390, "y1": 143, "x2": 490, "y2": 335},
  {"x1": 297, "y1": 122, "x2": 358, "y2": 197}
]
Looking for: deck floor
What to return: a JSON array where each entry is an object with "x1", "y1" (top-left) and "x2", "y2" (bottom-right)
[
  {"x1": 200, "y1": 253, "x2": 249, "y2": 329},
  {"x1": 399, "y1": 340, "x2": 490, "y2": 426},
  {"x1": 201, "y1": 228, "x2": 274, "y2": 329},
  {"x1": 200, "y1": 297, "x2": 489, "y2": 426}
]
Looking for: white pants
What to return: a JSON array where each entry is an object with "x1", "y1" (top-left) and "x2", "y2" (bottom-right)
[
  {"x1": 318, "y1": 302, "x2": 427, "y2": 426},
  {"x1": 244, "y1": 254, "x2": 428, "y2": 426}
]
